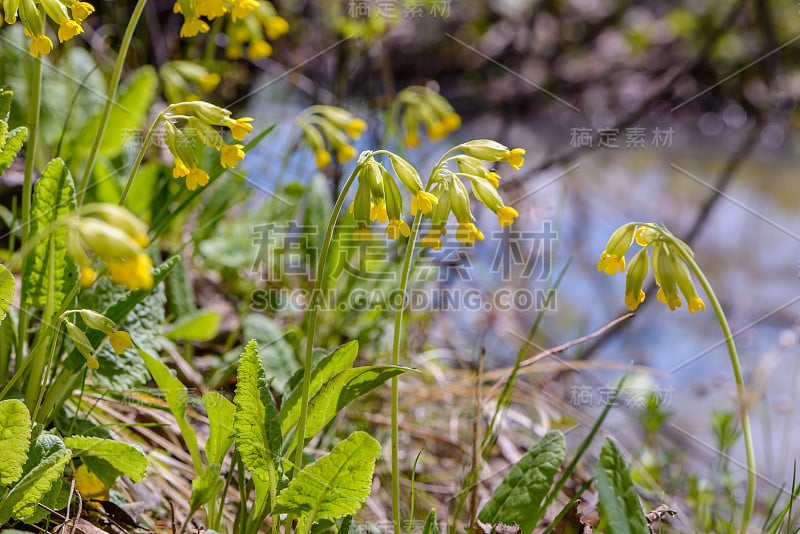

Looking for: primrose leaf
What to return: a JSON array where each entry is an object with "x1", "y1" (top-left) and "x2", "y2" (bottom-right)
[
  {"x1": 63, "y1": 435, "x2": 148, "y2": 483},
  {"x1": 0, "y1": 399, "x2": 32, "y2": 486},
  {"x1": 595, "y1": 438, "x2": 649, "y2": 534},
  {"x1": 0, "y1": 263, "x2": 13, "y2": 326}
]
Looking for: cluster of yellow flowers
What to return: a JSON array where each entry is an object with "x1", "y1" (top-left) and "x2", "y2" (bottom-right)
[
  {"x1": 394, "y1": 86, "x2": 462, "y2": 148},
  {"x1": 163, "y1": 101, "x2": 254, "y2": 190},
  {"x1": 63, "y1": 309, "x2": 133, "y2": 369},
  {"x1": 160, "y1": 61, "x2": 222, "y2": 103},
  {"x1": 598, "y1": 222, "x2": 706, "y2": 314},
  {"x1": 1, "y1": 0, "x2": 94, "y2": 56},
  {"x1": 173, "y1": 0, "x2": 289, "y2": 59},
  {"x1": 351, "y1": 140, "x2": 524, "y2": 246},
  {"x1": 297, "y1": 105, "x2": 367, "y2": 169},
  {"x1": 66, "y1": 204, "x2": 153, "y2": 292}
]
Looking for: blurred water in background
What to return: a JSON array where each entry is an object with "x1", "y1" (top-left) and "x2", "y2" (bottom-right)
[{"x1": 243, "y1": 80, "x2": 800, "y2": 487}]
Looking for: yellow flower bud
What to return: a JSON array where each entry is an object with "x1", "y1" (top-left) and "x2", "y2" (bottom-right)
[
  {"x1": 448, "y1": 177, "x2": 472, "y2": 224},
  {"x1": 597, "y1": 223, "x2": 635, "y2": 275},
  {"x1": 634, "y1": 224, "x2": 658, "y2": 246},
  {"x1": 624, "y1": 248, "x2": 649, "y2": 311},
  {"x1": 265, "y1": 15, "x2": 289, "y2": 40},
  {"x1": 65, "y1": 321, "x2": 97, "y2": 369},
  {"x1": 336, "y1": 143, "x2": 357, "y2": 164},
  {"x1": 315, "y1": 150, "x2": 331, "y2": 169},
  {"x1": 673, "y1": 255, "x2": 705, "y2": 314},
  {"x1": 77, "y1": 219, "x2": 143, "y2": 260}
]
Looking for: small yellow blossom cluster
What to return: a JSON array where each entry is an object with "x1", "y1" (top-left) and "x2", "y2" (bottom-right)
[
  {"x1": 297, "y1": 105, "x2": 367, "y2": 169},
  {"x1": 66, "y1": 204, "x2": 153, "y2": 292},
  {"x1": 394, "y1": 86, "x2": 461, "y2": 148},
  {"x1": 163, "y1": 101, "x2": 254, "y2": 190},
  {"x1": 351, "y1": 139, "x2": 524, "y2": 246},
  {"x1": 160, "y1": 61, "x2": 222, "y2": 103},
  {"x1": 63, "y1": 309, "x2": 133, "y2": 369},
  {"x1": 598, "y1": 222, "x2": 706, "y2": 314},
  {"x1": 1, "y1": 0, "x2": 94, "y2": 56},
  {"x1": 173, "y1": 0, "x2": 289, "y2": 59}
]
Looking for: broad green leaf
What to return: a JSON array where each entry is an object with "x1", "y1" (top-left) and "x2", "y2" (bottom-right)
[
  {"x1": 243, "y1": 314, "x2": 296, "y2": 394},
  {"x1": 167, "y1": 259, "x2": 197, "y2": 318},
  {"x1": 595, "y1": 438, "x2": 648, "y2": 534},
  {"x1": 203, "y1": 391, "x2": 235, "y2": 465},
  {"x1": 139, "y1": 348, "x2": 201, "y2": 471},
  {"x1": 64, "y1": 256, "x2": 178, "y2": 381},
  {"x1": 234, "y1": 340, "x2": 282, "y2": 516},
  {"x1": 166, "y1": 309, "x2": 220, "y2": 342},
  {"x1": 0, "y1": 399, "x2": 31, "y2": 486},
  {"x1": 22, "y1": 158, "x2": 76, "y2": 309},
  {"x1": 284, "y1": 365, "x2": 415, "y2": 452},
  {"x1": 0, "y1": 263, "x2": 13, "y2": 326},
  {"x1": 0, "y1": 127, "x2": 26, "y2": 177},
  {"x1": 0, "y1": 434, "x2": 70, "y2": 523},
  {"x1": 65, "y1": 66, "x2": 158, "y2": 162},
  {"x1": 477, "y1": 430, "x2": 565, "y2": 534},
  {"x1": 280, "y1": 341, "x2": 359, "y2": 429},
  {"x1": 63, "y1": 435, "x2": 148, "y2": 482},
  {"x1": 274, "y1": 431, "x2": 380, "y2": 532}
]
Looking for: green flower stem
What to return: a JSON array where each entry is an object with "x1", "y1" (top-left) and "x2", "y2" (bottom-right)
[
  {"x1": 17, "y1": 54, "x2": 43, "y2": 369},
  {"x1": 23, "y1": 235, "x2": 56, "y2": 411},
  {"x1": 118, "y1": 107, "x2": 170, "y2": 205},
  {"x1": 293, "y1": 160, "x2": 365, "y2": 474},
  {"x1": 670, "y1": 240, "x2": 755, "y2": 533},
  {"x1": 77, "y1": 0, "x2": 148, "y2": 205}
]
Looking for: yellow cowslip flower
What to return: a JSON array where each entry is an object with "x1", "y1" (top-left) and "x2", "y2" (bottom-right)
[
  {"x1": 248, "y1": 39, "x2": 272, "y2": 59},
  {"x1": 427, "y1": 121, "x2": 448, "y2": 141},
  {"x1": 225, "y1": 116, "x2": 254, "y2": 141},
  {"x1": 597, "y1": 223, "x2": 635, "y2": 275},
  {"x1": 196, "y1": 0, "x2": 226, "y2": 18},
  {"x1": 315, "y1": 150, "x2": 331, "y2": 169},
  {"x1": 107, "y1": 253, "x2": 153, "y2": 291},
  {"x1": 180, "y1": 18, "x2": 209, "y2": 37},
  {"x1": 220, "y1": 143, "x2": 245, "y2": 168},
  {"x1": 336, "y1": 144, "x2": 356, "y2": 164},
  {"x1": 172, "y1": 158, "x2": 190, "y2": 178},
  {"x1": 29, "y1": 34, "x2": 53, "y2": 56},
  {"x1": 370, "y1": 201, "x2": 388, "y2": 224},
  {"x1": 505, "y1": 148, "x2": 525, "y2": 169},
  {"x1": 442, "y1": 112, "x2": 461, "y2": 132},
  {"x1": 264, "y1": 15, "x2": 288, "y2": 40},
  {"x1": 185, "y1": 167, "x2": 210, "y2": 191},
  {"x1": 386, "y1": 218, "x2": 410, "y2": 240},
  {"x1": 403, "y1": 131, "x2": 420, "y2": 148},
  {"x1": 410, "y1": 190, "x2": 438, "y2": 216},
  {"x1": 656, "y1": 287, "x2": 682, "y2": 311},
  {"x1": 652, "y1": 242, "x2": 682, "y2": 311},
  {"x1": 497, "y1": 206, "x2": 518, "y2": 227},
  {"x1": 231, "y1": 0, "x2": 258, "y2": 21},
  {"x1": 57, "y1": 18, "x2": 81, "y2": 41},
  {"x1": 673, "y1": 254, "x2": 706, "y2": 315},
  {"x1": 635, "y1": 225, "x2": 658, "y2": 246},
  {"x1": 65, "y1": 322, "x2": 99, "y2": 369},
  {"x1": 70, "y1": 1, "x2": 94, "y2": 21},
  {"x1": 225, "y1": 44, "x2": 244, "y2": 59},
  {"x1": 109, "y1": 331, "x2": 132, "y2": 355},
  {"x1": 456, "y1": 222, "x2": 484, "y2": 246},
  {"x1": 421, "y1": 228, "x2": 444, "y2": 250},
  {"x1": 79, "y1": 266, "x2": 96, "y2": 287},
  {"x1": 486, "y1": 171, "x2": 500, "y2": 188},
  {"x1": 345, "y1": 118, "x2": 367, "y2": 139},
  {"x1": 199, "y1": 72, "x2": 221, "y2": 92}
]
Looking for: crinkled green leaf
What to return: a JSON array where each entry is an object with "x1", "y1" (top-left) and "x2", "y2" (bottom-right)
[
  {"x1": 139, "y1": 348, "x2": 201, "y2": 471},
  {"x1": 280, "y1": 341, "x2": 359, "y2": 430},
  {"x1": 243, "y1": 314, "x2": 296, "y2": 394},
  {"x1": 166, "y1": 309, "x2": 220, "y2": 342},
  {"x1": 0, "y1": 127, "x2": 26, "y2": 177},
  {"x1": 64, "y1": 256, "x2": 178, "y2": 387},
  {"x1": 274, "y1": 431, "x2": 380, "y2": 531},
  {"x1": 595, "y1": 438, "x2": 649, "y2": 534},
  {"x1": 0, "y1": 434, "x2": 70, "y2": 523},
  {"x1": 22, "y1": 158, "x2": 76, "y2": 309},
  {"x1": 477, "y1": 430, "x2": 565, "y2": 534},
  {"x1": 64, "y1": 435, "x2": 148, "y2": 482},
  {"x1": 284, "y1": 364, "x2": 415, "y2": 453},
  {"x1": 0, "y1": 263, "x2": 13, "y2": 326},
  {"x1": 166, "y1": 259, "x2": 196, "y2": 318},
  {"x1": 203, "y1": 391, "x2": 235, "y2": 465},
  {"x1": 0, "y1": 399, "x2": 31, "y2": 486},
  {"x1": 234, "y1": 340, "x2": 282, "y2": 516},
  {"x1": 79, "y1": 275, "x2": 166, "y2": 390}
]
